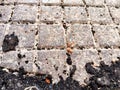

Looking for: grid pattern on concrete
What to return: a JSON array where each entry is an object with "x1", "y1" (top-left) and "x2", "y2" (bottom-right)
[{"x1": 0, "y1": 0, "x2": 120, "y2": 84}]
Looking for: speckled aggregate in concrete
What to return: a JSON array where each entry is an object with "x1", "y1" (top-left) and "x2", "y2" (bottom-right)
[{"x1": 0, "y1": 0, "x2": 120, "y2": 85}]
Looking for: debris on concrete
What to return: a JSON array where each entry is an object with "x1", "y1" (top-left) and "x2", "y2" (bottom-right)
[
  {"x1": 0, "y1": 0, "x2": 120, "y2": 90},
  {"x1": 2, "y1": 32, "x2": 19, "y2": 52}
]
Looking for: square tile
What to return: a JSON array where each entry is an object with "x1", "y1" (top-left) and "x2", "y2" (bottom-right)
[
  {"x1": 2, "y1": 51, "x2": 35, "y2": 72},
  {"x1": 88, "y1": 7, "x2": 113, "y2": 24},
  {"x1": 63, "y1": 0, "x2": 84, "y2": 5},
  {"x1": 40, "y1": 6, "x2": 63, "y2": 23},
  {"x1": 41, "y1": 0, "x2": 60, "y2": 4},
  {"x1": 18, "y1": 51, "x2": 35, "y2": 72},
  {"x1": 17, "y1": 0, "x2": 39, "y2": 4},
  {"x1": 105, "y1": 0, "x2": 120, "y2": 6},
  {"x1": 67, "y1": 24, "x2": 94, "y2": 48},
  {"x1": 3, "y1": 0, "x2": 16, "y2": 4},
  {"x1": 110, "y1": 7, "x2": 120, "y2": 24},
  {"x1": 71, "y1": 49, "x2": 100, "y2": 84},
  {"x1": 12, "y1": 5, "x2": 37, "y2": 22},
  {"x1": 36, "y1": 50, "x2": 68, "y2": 83},
  {"x1": 2, "y1": 51, "x2": 19, "y2": 70},
  {"x1": 38, "y1": 24, "x2": 66, "y2": 48},
  {"x1": 0, "y1": 6, "x2": 13, "y2": 22},
  {"x1": 0, "y1": 24, "x2": 6, "y2": 51},
  {"x1": 93, "y1": 25, "x2": 120, "y2": 48},
  {"x1": 64, "y1": 7, "x2": 88, "y2": 23},
  {"x1": 7, "y1": 24, "x2": 36, "y2": 48},
  {"x1": 85, "y1": 0, "x2": 104, "y2": 6}
]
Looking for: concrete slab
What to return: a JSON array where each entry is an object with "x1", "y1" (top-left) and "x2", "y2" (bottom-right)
[
  {"x1": 93, "y1": 25, "x2": 120, "y2": 48},
  {"x1": 38, "y1": 24, "x2": 66, "y2": 49},
  {"x1": 88, "y1": 7, "x2": 113, "y2": 24},
  {"x1": 12, "y1": 5, "x2": 37, "y2": 22},
  {"x1": 67, "y1": 24, "x2": 94, "y2": 48}
]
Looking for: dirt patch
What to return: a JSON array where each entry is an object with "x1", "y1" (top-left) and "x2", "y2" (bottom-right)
[
  {"x1": 0, "y1": 60, "x2": 119, "y2": 90},
  {"x1": 2, "y1": 32, "x2": 19, "y2": 52},
  {"x1": 66, "y1": 53, "x2": 72, "y2": 65},
  {"x1": 0, "y1": 13, "x2": 2, "y2": 17},
  {"x1": 17, "y1": 53, "x2": 26, "y2": 59},
  {"x1": 85, "y1": 60, "x2": 120, "y2": 90}
]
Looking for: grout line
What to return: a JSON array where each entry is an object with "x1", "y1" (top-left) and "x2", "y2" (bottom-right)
[
  {"x1": 82, "y1": 0, "x2": 97, "y2": 50},
  {"x1": 1, "y1": 1, "x2": 120, "y2": 51},
  {"x1": 90, "y1": 24, "x2": 97, "y2": 49},
  {"x1": 60, "y1": 1, "x2": 67, "y2": 50},
  {"x1": 32, "y1": 3, "x2": 40, "y2": 71},
  {"x1": 1, "y1": 2, "x2": 120, "y2": 7},
  {"x1": 104, "y1": 0, "x2": 115, "y2": 24},
  {"x1": 82, "y1": 0, "x2": 91, "y2": 25}
]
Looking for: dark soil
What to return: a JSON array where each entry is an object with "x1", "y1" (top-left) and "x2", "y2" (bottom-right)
[
  {"x1": 0, "y1": 60, "x2": 119, "y2": 90},
  {"x1": 66, "y1": 53, "x2": 72, "y2": 65},
  {"x1": 2, "y1": 32, "x2": 19, "y2": 52},
  {"x1": 0, "y1": 13, "x2": 2, "y2": 17},
  {"x1": 85, "y1": 60, "x2": 120, "y2": 90},
  {"x1": 17, "y1": 53, "x2": 26, "y2": 59},
  {"x1": 0, "y1": 67, "x2": 52, "y2": 90}
]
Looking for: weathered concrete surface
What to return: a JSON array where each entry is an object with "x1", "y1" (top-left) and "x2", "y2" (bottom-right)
[
  {"x1": 38, "y1": 24, "x2": 66, "y2": 49},
  {"x1": 0, "y1": 6, "x2": 13, "y2": 22},
  {"x1": 0, "y1": 0, "x2": 120, "y2": 85},
  {"x1": 67, "y1": 24, "x2": 94, "y2": 48},
  {"x1": 64, "y1": 7, "x2": 88, "y2": 23},
  {"x1": 63, "y1": 0, "x2": 84, "y2": 5},
  {"x1": 0, "y1": 24, "x2": 6, "y2": 51},
  {"x1": 40, "y1": 6, "x2": 63, "y2": 23},
  {"x1": 93, "y1": 25, "x2": 120, "y2": 48},
  {"x1": 7, "y1": 24, "x2": 36, "y2": 48},
  {"x1": 88, "y1": 7, "x2": 113, "y2": 24},
  {"x1": 85, "y1": 0, "x2": 104, "y2": 6},
  {"x1": 12, "y1": 5, "x2": 37, "y2": 22}
]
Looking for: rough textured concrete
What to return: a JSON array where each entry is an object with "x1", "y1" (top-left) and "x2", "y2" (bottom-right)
[
  {"x1": 109, "y1": 7, "x2": 120, "y2": 24},
  {"x1": 41, "y1": 0, "x2": 61, "y2": 4},
  {"x1": 38, "y1": 24, "x2": 66, "y2": 49},
  {"x1": 71, "y1": 49, "x2": 100, "y2": 84},
  {"x1": 0, "y1": 0, "x2": 120, "y2": 85},
  {"x1": 0, "y1": 24, "x2": 6, "y2": 51},
  {"x1": 40, "y1": 6, "x2": 63, "y2": 23},
  {"x1": 88, "y1": 7, "x2": 113, "y2": 24},
  {"x1": 67, "y1": 24, "x2": 94, "y2": 48},
  {"x1": 85, "y1": 0, "x2": 104, "y2": 6},
  {"x1": 0, "y1": 6, "x2": 13, "y2": 22},
  {"x1": 1, "y1": 51, "x2": 35, "y2": 72},
  {"x1": 63, "y1": 0, "x2": 84, "y2": 5},
  {"x1": 36, "y1": 50, "x2": 68, "y2": 83},
  {"x1": 7, "y1": 24, "x2": 36, "y2": 48},
  {"x1": 3, "y1": 0, "x2": 39, "y2": 4},
  {"x1": 93, "y1": 25, "x2": 120, "y2": 48},
  {"x1": 105, "y1": 0, "x2": 120, "y2": 6},
  {"x1": 12, "y1": 5, "x2": 37, "y2": 22},
  {"x1": 64, "y1": 7, "x2": 88, "y2": 23}
]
